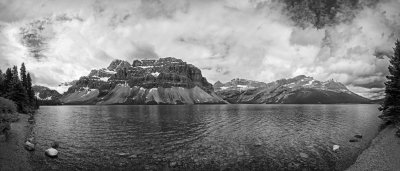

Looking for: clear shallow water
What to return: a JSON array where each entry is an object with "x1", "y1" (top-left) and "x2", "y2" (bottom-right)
[{"x1": 29, "y1": 104, "x2": 382, "y2": 170}]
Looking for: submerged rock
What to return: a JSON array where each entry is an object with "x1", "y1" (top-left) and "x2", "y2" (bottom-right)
[
  {"x1": 254, "y1": 138, "x2": 263, "y2": 146},
  {"x1": 128, "y1": 154, "x2": 137, "y2": 158},
  {"x1": 24, "y1": 141, "x2": 35, "y2": 151},
  {"x1": 333, "y1": 145, "x2": 340, "y2": 152},
  {"x1": 117, "y1": 152, "x2": 129, "y2": 156},
  {"x1": 300, "y1": 152, "x2": 309, "y2": 158},
  {"x1": 45, "y1": 148, "x2": 58, "y2": 158},
  {"x1": 51, "y1": 141, "x2": 60, "y2": 149},
  {"x1": 354, "y1": 135, "x2": 363, "y2": 139},
  {"x1": 170, "y1": 161, "x2": 177, "y2": 167},
  {"x1": 349, "y1": 139, "x2": 359, "y2": 142}
]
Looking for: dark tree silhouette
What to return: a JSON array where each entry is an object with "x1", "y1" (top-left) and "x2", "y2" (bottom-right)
[
  {"x1": 380, "y1": 40, "x2": 400, "y2": 124},
  {"x1": 20, "y1": 63, "x2": 28, "y2": 89},
  {"x1": 27, "y1": 73, "x2": 35, "y2": 102}
]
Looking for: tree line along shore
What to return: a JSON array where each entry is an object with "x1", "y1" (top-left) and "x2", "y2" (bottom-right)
[{"x1": 0, "y1": 63, "x2": 38, "y2": 138}]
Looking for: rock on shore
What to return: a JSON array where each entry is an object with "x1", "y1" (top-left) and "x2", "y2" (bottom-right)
[{"x1": 346, "y1": 125, "x2": 400, "y2": 171}]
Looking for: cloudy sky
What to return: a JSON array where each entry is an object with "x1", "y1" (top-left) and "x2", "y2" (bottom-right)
[{"x1": 0, "y1": 0, "x2": 399, "y2": 99}]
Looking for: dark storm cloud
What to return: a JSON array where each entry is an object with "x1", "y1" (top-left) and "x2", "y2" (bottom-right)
[
  {"x1": 374, "y1": 48, "x2": 393, "y2": 59},
  {"x1": 281, "y1": 0, "x2": 382, "y2": 29},
  {"x1": 352, "y1": 77, "x2": 385, "y2": 89},
  {"x1": 130, "y1": 42, "x2": 159, "y2": 59}
]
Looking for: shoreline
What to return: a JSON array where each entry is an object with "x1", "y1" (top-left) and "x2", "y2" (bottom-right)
[
  {"x1": 346, "y1": 124, "x2": 400, "y2": 171},
  {"x1": 0, "y1": 114, "x2": 33, "y2": 171}
]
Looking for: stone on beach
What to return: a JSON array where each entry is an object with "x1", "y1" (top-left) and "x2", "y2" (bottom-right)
[
  {"x1": 333, "y1": 145, "x2": 340, "y2": 152},
  {"x1": 45, "y1": 148, "x2": 58, "y2": 158},
  {"x1": 24, "y1": 141, "x2": 35, "y2": 151}
]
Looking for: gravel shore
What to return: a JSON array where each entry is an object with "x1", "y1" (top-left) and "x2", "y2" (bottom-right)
[
  {"x1": 346, "y1": 124, "x2": 400, "y2": 171},
  {"x1": 0, "y1": 114, "x2": 33, "y2": 171}
]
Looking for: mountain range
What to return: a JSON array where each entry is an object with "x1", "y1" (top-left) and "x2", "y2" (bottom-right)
[
  {"x1": 33, "y1": 57, "x2": 372, "y2": 105},
  {"x1": 214, "y1": 75, "x2": 370, "y2": 104},
  {"x1": 35, "y1": 57, "x2": 225, "y2": 105}
]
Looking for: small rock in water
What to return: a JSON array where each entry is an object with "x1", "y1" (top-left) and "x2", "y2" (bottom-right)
[
  {"x1": 254, "y1": 139, "x2": 263, "y2": 146},
  {"x1": 128, "y1": 154, "x2": 137, "y2": 158},
  {"x1": 333, "y1": 145, "x2": 340, "y2": 152},
  {"x1": 170, "y1": 161, "x2": 177, "y2": 167},
  {"x1": 349, "y1": 139, "x2": 359, "y2": 142},
  {"x1": 24, "y1": 141, "x2": 35, "y2": 151},
  {"x1": 354, "y1": 135, "x2": 363, "y2": 139},
  {"x1": 117, "y1": 152, "x2": 129, "y2": 156},
  {"x1": 299, "y1": 152, "x2": 309, "y2": 158},
  {"x1": 45, "y1": 148, "x2": 58, "y2": 158},
  {"x1": 51, "y1": 141, "x2": 60, "y2": 149}
]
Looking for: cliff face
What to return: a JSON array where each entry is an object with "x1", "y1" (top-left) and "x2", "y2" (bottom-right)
[
  {"x1": 215, "y1": 75, "x2": 371, "y2": 104},
  {"x1": 59, "y1": 57, "x2": 225, "y2": 105}
]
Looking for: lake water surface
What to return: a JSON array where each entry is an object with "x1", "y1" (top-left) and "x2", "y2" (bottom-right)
[{"x1": 29, "y1": 104, "x2": 382, "y2": 170}]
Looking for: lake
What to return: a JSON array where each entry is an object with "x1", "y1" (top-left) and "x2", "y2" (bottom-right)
[{"x1": 28, "y1": 104, "x2": 382, "y2": 170}]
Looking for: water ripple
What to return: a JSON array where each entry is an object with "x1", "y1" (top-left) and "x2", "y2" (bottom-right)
[{"x1": 30, "y1": 104, "x2": 382, "y2": 170}]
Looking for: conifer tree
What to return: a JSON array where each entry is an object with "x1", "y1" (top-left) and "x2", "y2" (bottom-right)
[
  {"x1": 380, "y1": 40, "x2": 400, "y2": 123},
  {"x1": 26, "y1": 73, "x2": 35, "y2": 102},
  {"x1": 20, "y1": 63, "x2": 27, "y2": 89},
  {"x1": 4, "y1": 68, "x2": 13, "y2": 95},
  {"x1": 11, "y1": 65, "x2": 19, "y2": 83},
  {"x1": 8, "y1": 65, "x2": 29, "y2": 112}
]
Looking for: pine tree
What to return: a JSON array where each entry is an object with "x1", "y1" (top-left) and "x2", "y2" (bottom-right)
[
  {"x1": 380, "y1": 40, "x2": 400, "y2": 123},
  {"x1": 4, "y1": 68, "x2": 13, "y2": 95},
  {"x1": 26, "y1": 73, "x2": 35, "y2": 102},
  {"x1": 11, "y1": 66, "x2": 19, "y2": 83},
  {"x1": 8, "y1": 65, "x2": 29, "y2": 112},
  {"x1": 20, "y1": 63, "x2": 27, "y2": 89}
]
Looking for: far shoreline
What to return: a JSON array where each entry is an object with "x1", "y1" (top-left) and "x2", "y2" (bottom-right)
[{"x1": 39, "y1": 103, "x2": 379, "y2": 106}]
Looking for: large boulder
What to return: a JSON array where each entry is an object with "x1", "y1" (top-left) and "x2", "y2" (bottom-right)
[{"x1": 45, "y1": 148, "x2": 58, "y2": 158}]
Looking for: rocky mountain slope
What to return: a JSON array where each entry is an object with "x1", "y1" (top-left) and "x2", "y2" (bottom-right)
[
  {"x1": 32, "y1": 85, "x2": 62, "y2": 105},
  {"x1": 215, "y1": 75, "x2": 371, "y2": 104},
  {"x1": 58, "y1": 57, "x2": 225, "y2": 105}
]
